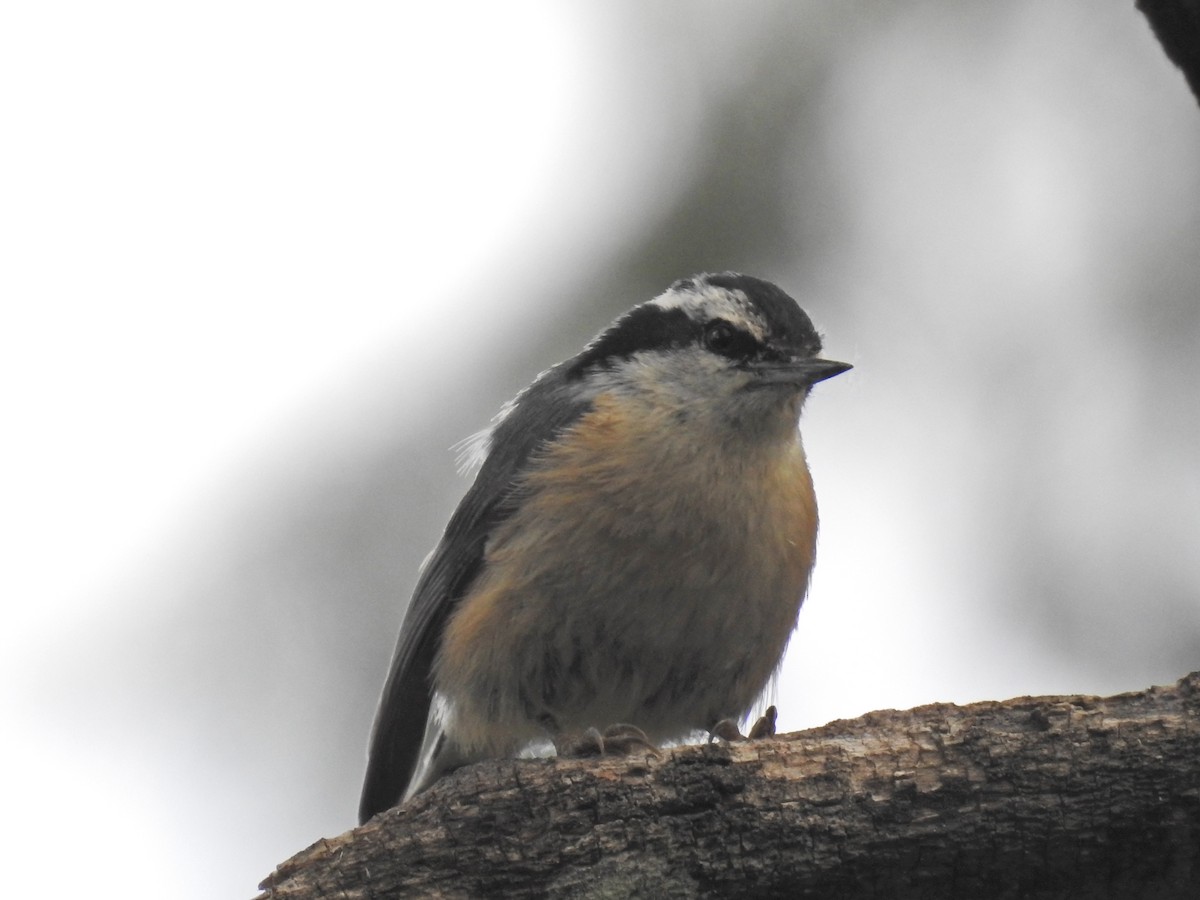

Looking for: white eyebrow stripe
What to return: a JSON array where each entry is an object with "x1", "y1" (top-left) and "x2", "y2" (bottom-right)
[{"x1": 649, "y1": 281, "x2": 768, "y2": 343}]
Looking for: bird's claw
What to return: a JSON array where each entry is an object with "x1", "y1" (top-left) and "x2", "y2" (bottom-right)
[
  {"x1": 709, "y1": 705, "x2": 778, "y2": 743},
  {"x1": 557, "y1": 723, "x2": 660, "y2": 758},
  {"x1": 749, "y1": 705, "x2": 778, "y2": 739}
]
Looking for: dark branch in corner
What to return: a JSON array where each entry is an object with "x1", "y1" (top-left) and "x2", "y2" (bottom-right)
[{"x1": 1139, "y1": 0, "x2": 1200, "y2": 107}]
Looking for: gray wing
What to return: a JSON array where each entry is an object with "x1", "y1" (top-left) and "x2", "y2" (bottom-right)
[{"x1": 358, "y1": 368, "x2": 590, "y2": 822}]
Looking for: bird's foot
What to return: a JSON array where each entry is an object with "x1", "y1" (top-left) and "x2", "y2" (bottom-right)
[
  {"x1": 556, "y1": 723, "x2": 660, "y2": 758},
  {"x1": 709, "y1": 705, "x2": 778, "y2": 743}
]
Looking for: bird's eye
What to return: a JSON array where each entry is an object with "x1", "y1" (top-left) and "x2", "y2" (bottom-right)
[{"x1": 703, "y1": 320, "x2": 756, "y2": 359}]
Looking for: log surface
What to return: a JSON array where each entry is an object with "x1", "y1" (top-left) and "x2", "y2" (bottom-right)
[{"x1": 259, "y1": 673, "x2": 1200, "y2": 899}]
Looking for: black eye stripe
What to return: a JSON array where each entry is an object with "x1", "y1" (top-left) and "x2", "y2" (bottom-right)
[
  {"x1": 567, "y1": 305, "x2": 697, "y2": 378},
  {"x1": 703, "y1": 319, "x2": 759, "y2": 360}
]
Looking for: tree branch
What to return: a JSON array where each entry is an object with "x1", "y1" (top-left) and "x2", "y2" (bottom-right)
[
  {"x1": 259, "y1": 673, "x2": 1200, "y2": 898},
  {"x1": 1138, "y1": 0, "x2": 1200, "y2": 107}
]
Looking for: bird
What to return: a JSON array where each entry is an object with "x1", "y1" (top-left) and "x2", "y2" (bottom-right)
[{"x1": 358, "y1": 272, "x2": 851, "y2": 823}]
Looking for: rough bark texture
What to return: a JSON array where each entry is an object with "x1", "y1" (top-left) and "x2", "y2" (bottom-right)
[
  {"x1": 260, "y1": 673, "x2": 1200, "y2": 899},
  {"x1": 1139, "y1": 0, "x2": 1200, "y2": 106}
]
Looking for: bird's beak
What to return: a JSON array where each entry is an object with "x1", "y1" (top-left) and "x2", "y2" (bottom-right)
[{"x1": 745, "y1": 357, "x2": 853, "y2": 388}]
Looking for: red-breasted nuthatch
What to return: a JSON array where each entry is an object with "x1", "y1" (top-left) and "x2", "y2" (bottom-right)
[{"x1": 358, "y1": 272, "x2": 851, "y2": 822}]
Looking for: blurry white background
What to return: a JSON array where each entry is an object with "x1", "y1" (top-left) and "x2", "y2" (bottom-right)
[{"x1": 3, "y1": 2, "x2": 1198, "y2": 897}]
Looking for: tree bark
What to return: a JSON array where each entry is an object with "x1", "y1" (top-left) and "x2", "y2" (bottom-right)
[
  {"x1": 259, "y1": 673, "x2": 1200, "y2": 899},
  {"x1": 1138, "y1": 0, "x2": 1200, "y2": 107}
]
